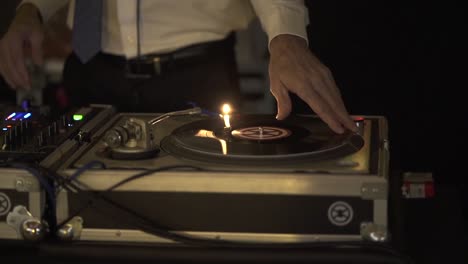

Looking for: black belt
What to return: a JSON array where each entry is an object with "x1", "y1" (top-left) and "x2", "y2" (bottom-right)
[{"x1": 124, "y1": 33, "x2": 235, "y2": 79}]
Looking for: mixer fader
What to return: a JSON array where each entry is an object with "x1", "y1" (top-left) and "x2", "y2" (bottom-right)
[{"x1": 0, "y1": 104, "x2": 112, "y2": 162}]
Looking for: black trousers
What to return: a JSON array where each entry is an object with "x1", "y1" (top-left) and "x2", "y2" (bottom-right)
[{"x1": 62, "y1": 35, "x2": 241, "y2": 114}]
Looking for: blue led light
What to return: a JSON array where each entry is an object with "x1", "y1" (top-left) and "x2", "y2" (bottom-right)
[
  {"x1": 2, "y1": 128, "x2": 7, "y2": 131},
  {"x1": 23, "y1": 113, "x2": 32, "y2": 119},
  {"x1": 6, "y1": 112, "x2": 16, "y2": 120}
]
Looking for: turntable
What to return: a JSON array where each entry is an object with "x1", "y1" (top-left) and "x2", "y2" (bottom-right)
[{"x1": 42, "y1": 105, "x2": 390, "y2": 245}]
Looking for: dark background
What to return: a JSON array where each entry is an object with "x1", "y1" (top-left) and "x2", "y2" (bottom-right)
[
  {"x1": 0, "y1": 0, "x2": 445, "y2": 176},
  {"x1": 303, "y1": 1, "x2": 438, "y2": 174},
  {"x1": 305, "y1": 2, "x2": 467, "y2": 263},
  {"x1": 1, "y1": 1, "x2": 466, "y2": 263},
  {"x1": 301, "y1": 3, "x2": 467, "y2": 262}
]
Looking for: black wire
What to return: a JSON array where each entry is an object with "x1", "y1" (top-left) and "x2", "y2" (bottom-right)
[
  {"x1": 11, "y1": 163, "x2": 55, "y2": 208},
  {"x1": 10, "y1": 162, "x2": 58, "y2": 232},
  {"x1": 106, "y1": 165, "x2": 202, "y2": 191},
  {"x1": 9, "y1": 160, "x2": 411, "y2": 261},
  {"x1": 52, "y1": 165, "x2": 413, "y2": 262},
  {"x1": 54, "y1": 165, "x2": 202, "y2": 230},
  {"x1": 69, "y1": 160, "x2": 106, "y2": 183},
  {"x1": 92, "y1": 191, "x2": 408, "y2": 252},
  {"x1": 58, "y1": 187, "x2": 414, "y2": 262}
]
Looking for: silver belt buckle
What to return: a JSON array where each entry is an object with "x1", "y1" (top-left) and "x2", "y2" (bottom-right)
[{"x1": 153, "y1": 57, "x2": 162, "y2": 75}]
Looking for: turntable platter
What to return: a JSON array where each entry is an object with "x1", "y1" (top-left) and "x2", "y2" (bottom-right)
[{"x1": 161, "y1": 115, "x2": 364, "y2": 165}]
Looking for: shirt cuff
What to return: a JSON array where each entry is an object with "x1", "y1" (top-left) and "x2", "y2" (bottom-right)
[
  {"x1": 260, "y1": 5, "x2": 309, "y2": 50},
  {"x1": 18, "y1": 0, "x2": 68, "y2": 23}
]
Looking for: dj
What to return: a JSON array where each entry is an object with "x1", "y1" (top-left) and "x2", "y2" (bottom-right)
[{"x1": 0, "y1": 0, "x2": 357, "y2": 134}]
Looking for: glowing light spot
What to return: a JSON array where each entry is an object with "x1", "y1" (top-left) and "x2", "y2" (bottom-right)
[
  {"x1": 73, "y1": 114, "x2": 84, "y2": 121},
  {"x1": 6, "y1": 112, "x2": 16, "y2": 120}
]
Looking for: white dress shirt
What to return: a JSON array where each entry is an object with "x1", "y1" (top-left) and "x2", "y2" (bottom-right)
[{"x1": 21, "y1": 0, "x2": 309, "y2": 59}]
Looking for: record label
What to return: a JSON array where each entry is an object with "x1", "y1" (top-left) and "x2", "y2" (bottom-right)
[{"x1": 231, "y1": 126, "x2": 291, "y2": 141}]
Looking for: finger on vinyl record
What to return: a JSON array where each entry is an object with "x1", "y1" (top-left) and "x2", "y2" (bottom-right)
[
  {"x1": 30, "y1": 31, "x2": 44, "y2": 66},
  {"x1": 325, "y1": 70, "x2": 357, "y2": 132},
  {"x1": 316, "y1": 75, "x2": 357, "y2": 132},
  {"x1": 297, "y1": 86, "x2": 345, "y2": 134},
  {"x1": 270, "y1": 80, "x2": 292, "y2": 120},
  {"x1": 302, "y1": 76, "x2": 349, "y2": 132}
]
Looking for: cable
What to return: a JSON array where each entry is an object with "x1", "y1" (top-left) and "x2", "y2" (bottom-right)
[
  {"x1": 186, "y1": 101, "x2": 220, "y2": 117},
  {"x1": 10, "y1": 162, "x2": 57, "y2": 233},
  {"x1": 69, "y1": 160, "x2": 106, "y2": 183},
  {"x1": 11, "y1": 163, "x2": 55, "y2": 206},
  {"x1": 53, "y1": 165, "x2": 413, "y2": 262},
  {"x1": 55, "y1": 165, "x2": 202, "y2": 229},
  {"x1": 148, "y1": 107, "x2": 202, "y2": 125},
  {"x1": 95, "y1": 192, "x2": 406, "y2": 251},
  {"x1": 106, "y1": 165, "x2": 201, "y2": 191},
  {"x1": 52, "y1": 160, "x2": 107, "y2": 196},
  {"x1": 2, "y1": 162, "x2": 413, "y2": 263},
  {"x1": 59, "y1": 188, "x2": 413, "y2": 262}
]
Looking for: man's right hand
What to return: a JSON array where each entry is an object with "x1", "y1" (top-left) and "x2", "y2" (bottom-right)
[{"x1": 0, "y1": 3, "x2": 43, "y2": 90}]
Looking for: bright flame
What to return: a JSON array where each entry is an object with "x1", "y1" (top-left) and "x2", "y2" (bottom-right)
[
  {"x1": 222, "y1": 104, "x2": 231, "y2": 115},
  {"x1": 221, "y1": 103, "x2": 231, "y2": 128}
]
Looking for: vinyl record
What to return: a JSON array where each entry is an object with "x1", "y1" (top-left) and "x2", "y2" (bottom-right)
[{"x1": 161, "y1": 115, "x2": 363, "y2": 164}]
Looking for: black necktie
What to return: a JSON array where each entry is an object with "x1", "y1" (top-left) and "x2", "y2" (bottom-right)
[{"x1": 72, "y1": 0, "x2": 103, "y2": 63}]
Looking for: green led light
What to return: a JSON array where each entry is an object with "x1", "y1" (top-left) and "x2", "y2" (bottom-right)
[{"x1": 73, "y1": 114, "x2": 84, "y2": 121}]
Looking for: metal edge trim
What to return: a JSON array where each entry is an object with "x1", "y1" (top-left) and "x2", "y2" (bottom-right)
[
  {"x1": 56, "y1": 191, "x2": 69, "y2": 224},
  {"x1": 373, "y1": 200, "x2": 387, "y2": 227},
  {"x1": 62, "y1": 170, "x2": 386, "y2": 196},
  {"x1": 377, "y1": 117, "x2": 390, "y2": 179},
  {"x1": 29, "y1": 192, "x2": 42, "y2": 218},
  {"x1": 0, "y1": 223, "x2": 19, "y2": 239},
  {"x1": 79, "y1": 229, "x2": 362, "y2": 243}
]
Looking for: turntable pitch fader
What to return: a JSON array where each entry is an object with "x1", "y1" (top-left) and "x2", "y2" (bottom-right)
[{"x1": 35, "y1": 105, "x2": 391, "y2": 244}]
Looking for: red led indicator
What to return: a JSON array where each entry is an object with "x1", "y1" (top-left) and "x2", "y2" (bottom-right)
[{"x1": 354, "y1": 116, "x2": 365, "y2": 121}]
